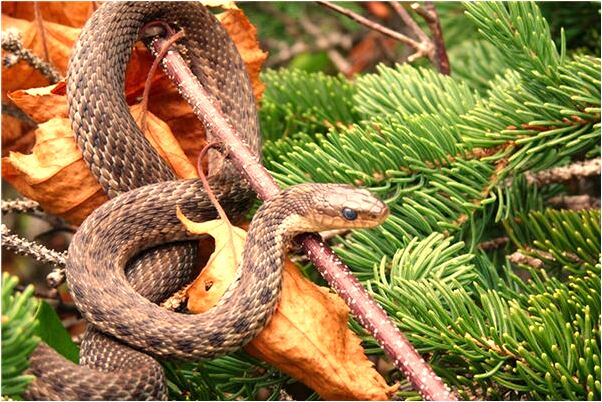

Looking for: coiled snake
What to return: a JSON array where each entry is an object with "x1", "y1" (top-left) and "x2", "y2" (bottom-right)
[{"x1": 25, "y1": 2, "x2": 388, "y2": 400}]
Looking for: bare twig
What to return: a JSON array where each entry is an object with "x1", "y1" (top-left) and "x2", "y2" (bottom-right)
[
  {"x1": 145, "y1": 28, "x2": 456, "y2": 401},
  {"x1": 1, "y1": 224, "x2": 67, "y2": 268},
  {"x1": 410, "y1": 2, "x2": 435, "y2": 23},
  {"x1": 421, "y1": 2, "x2": 450, "y2": 75},
  {"x1": 317, "y1": 1, "x2": 450, "y2": 74},
  {"x1": 523, "y1": 157, "x2": 601, "y2": 186},
  {"x1": 317, "y1": 1, "x2": 428, "y2": 54},
  {"x1": 1, "y1": 29, "x2": 62, "y2": 83},
  {"x1": 33, "y1": 2, "x2": 50, "y2": 62},
  {"x1": 547, "y1": 194, "x2": 601, "y2": 210},
  {"x1": 390, "y1": 1, "x2": 429, "y2": 43}
]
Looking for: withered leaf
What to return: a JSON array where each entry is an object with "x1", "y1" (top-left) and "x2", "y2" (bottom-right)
[
  {"x1": 178, "y1": 212, "x2": 396, "y2": 400},
  {"x1": 2, "y1": 105, "x2": 198, "y2": 224}
]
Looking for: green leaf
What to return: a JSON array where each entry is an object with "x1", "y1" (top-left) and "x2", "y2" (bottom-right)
[{"x1": 34, "y1": 301, "x2": 79, "y2": 364}]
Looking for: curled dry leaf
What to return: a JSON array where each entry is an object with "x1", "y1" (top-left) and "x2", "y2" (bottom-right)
[
  {"x1": 1, "y1": 117, "x2": 107, "y2": 224},
  {"x1": 2, "y1": 3, "x2": 267, "y2": 224},
  {"x1": 2, "y1": 88, "x2": 198, "y2": 224},
  {"x1": 177, "y1": 213, "x2": 396, "y2": 400},
  {"x1": 8, "y1": 81, "x2": 69, "y2": 123},
  {"x1": 176, "y1": 208, "x2": 246, "y2": 313}
]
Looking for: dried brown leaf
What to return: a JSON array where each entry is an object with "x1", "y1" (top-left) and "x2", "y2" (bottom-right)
[{"x1": 178, "y1": 214, "x2": 396, "y2": 400}]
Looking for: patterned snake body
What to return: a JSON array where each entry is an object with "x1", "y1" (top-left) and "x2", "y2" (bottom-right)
[{"x1": 25, "y1": 2, "x2": 388, "y2": 400}]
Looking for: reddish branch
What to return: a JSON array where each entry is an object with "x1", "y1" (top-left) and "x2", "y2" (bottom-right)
[
  {"x1": 419, "y1": 2, "x2": 450, "y2": 74},
  {"x1": 146, "y1": 31, "x2": 456, "y2": 401},
  {"x1": 317, "y1": 1, "x2": 427, "y2": 56},
  {"x1": 318, "y1": 0, "x2": 450, "y2": 74}
]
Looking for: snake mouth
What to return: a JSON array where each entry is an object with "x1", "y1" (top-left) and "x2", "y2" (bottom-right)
[{"x1": 363, "y1": 202, "x2": 390, "y2": 227}]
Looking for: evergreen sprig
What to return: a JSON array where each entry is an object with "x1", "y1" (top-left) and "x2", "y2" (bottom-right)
[
  {"x1": 164, "y1": 351, "x2": 299, "y2": 401},
  {"x1": 254, "y1": 1, "x2": 600, "y2": 400},
  {"x1": 260, "y1": 69, "x2": 359, "y2": 142},
  {"x1": 1, "y1": 273, "x2": 40, "y2": 400}
]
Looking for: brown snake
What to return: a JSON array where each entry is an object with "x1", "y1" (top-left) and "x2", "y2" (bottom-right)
[{"x1": 24, "y1": 2, "x2": 389, "y2": 400}]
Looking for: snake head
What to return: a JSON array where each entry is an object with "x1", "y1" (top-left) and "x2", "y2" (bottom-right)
[{"x1": 283, "y1": 183, "x2": 389, "y2": 232}]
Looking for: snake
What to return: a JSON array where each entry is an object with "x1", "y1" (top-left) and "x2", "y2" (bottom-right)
[{"x1": 24, "y1": 2, "x2": 389, "y2": 400}]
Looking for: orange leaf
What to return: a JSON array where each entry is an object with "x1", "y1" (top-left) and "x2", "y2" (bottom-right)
[
  {"x1": 1, "y1": 113, "x2": 35, "y2": 156},
  {"x1": 178, "y1": 213, "x2": 396, "y2": 400},
  {"x1": 130, "y1": 104, "x2": 199, "y2": 180},
  {"x1": 8, "y1": 81, "x2": 69, "y2": 123},
  {"x1": 2, "y1": 104, "x2": 199, "y2": 224},
  {"x1": 176, "y1": 210, "x2": 247, "y2": 313},
  {"x1": 1, "y1": 117, "x2": 107, "y2": 224},
  {"x1": 2, "y1": 2, "x2": 95, "y2": 28},
  {"x1": 216, "y1": 7, "x2": 268, "y2": 102},
  {"x1": 246, "y1": 260, "x2": 398, "y2": 400}
]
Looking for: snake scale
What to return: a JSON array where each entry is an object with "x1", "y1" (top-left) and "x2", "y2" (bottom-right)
[{"x1": 24, "y1": 2, "x2": 389, "y2": 400}]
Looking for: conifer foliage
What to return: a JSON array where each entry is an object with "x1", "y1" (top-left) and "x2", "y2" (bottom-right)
[
  {"x1": 1, "y1": 2, "x2": 599, "y2": 400},
  {"x1": 259, "y1": 2, "x2": 600, "y2": 400}
]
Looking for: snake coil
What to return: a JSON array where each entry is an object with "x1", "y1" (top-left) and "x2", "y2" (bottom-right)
[{"x1": 25, "y1": 2, "x2": 388, "y2": 400}]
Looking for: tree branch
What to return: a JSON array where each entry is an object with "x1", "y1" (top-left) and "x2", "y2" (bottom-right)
[
  {"x1": 144, "y1": 28, "x2": 456, "y2": 401},
  {"x1": 1, "y1": 224, "x2": 67, "y2": 269},
  {"x1": 1, "y1": 29, "x2": 61, "y2": 83},
  {"x1": 524, "y1": 157, "x2": 601, "y2": 185},
  {"x1": 421, "y1": 2, "x2": 450, "y2": 75},
  {"x1": 317, "y1": 1, "x2": 428, "y2": 54}
]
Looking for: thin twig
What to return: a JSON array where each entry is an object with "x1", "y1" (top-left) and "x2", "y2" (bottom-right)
[
  {"x1": 33, "y1": 2, "x2": 50, "y2": 62},
  {"x1": 390, "y1": 2, "x2": 429, "y2": 43},
  {"x1": 422, "y1": 2, "x2": 450, "y2": 75},
  {"x1": 317, "y1": 1, "x2": 423, "y2": 50},
  {"x1": 523, "y1": 157, "x2": 601, "y2": 186},
  {"x1": 410, "y1": 2, "x2": 435, "y2": 23},
  {"x1": 146, "y1": 28, "x2": 456, "y2": 401},
  {"x1": 1, "y1": 224, "x2": 67, "y2": 268},
  {"x1": 1, "y1": 29, "x2": 62, "y2": 83}
]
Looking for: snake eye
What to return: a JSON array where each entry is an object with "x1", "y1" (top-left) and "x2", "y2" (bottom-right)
[{"x1": 341, "y1": 207, "x2": 358, "y2": 221}]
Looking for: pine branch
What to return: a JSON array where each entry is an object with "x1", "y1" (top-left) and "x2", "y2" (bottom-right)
[
  {"x1": 257, "y1": 2, "x2": 600, "y2": 399},
  {"x1": 144, "y1": 27, "x2": 456, "y2": 401},
  {"x1": 1, "y1": 273, "x2": 40, "y2": 399}
]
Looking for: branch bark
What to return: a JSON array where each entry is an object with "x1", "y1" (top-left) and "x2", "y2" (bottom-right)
[{"x1": 145, "y1": 29, "x2": 456, "y2": 401}]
